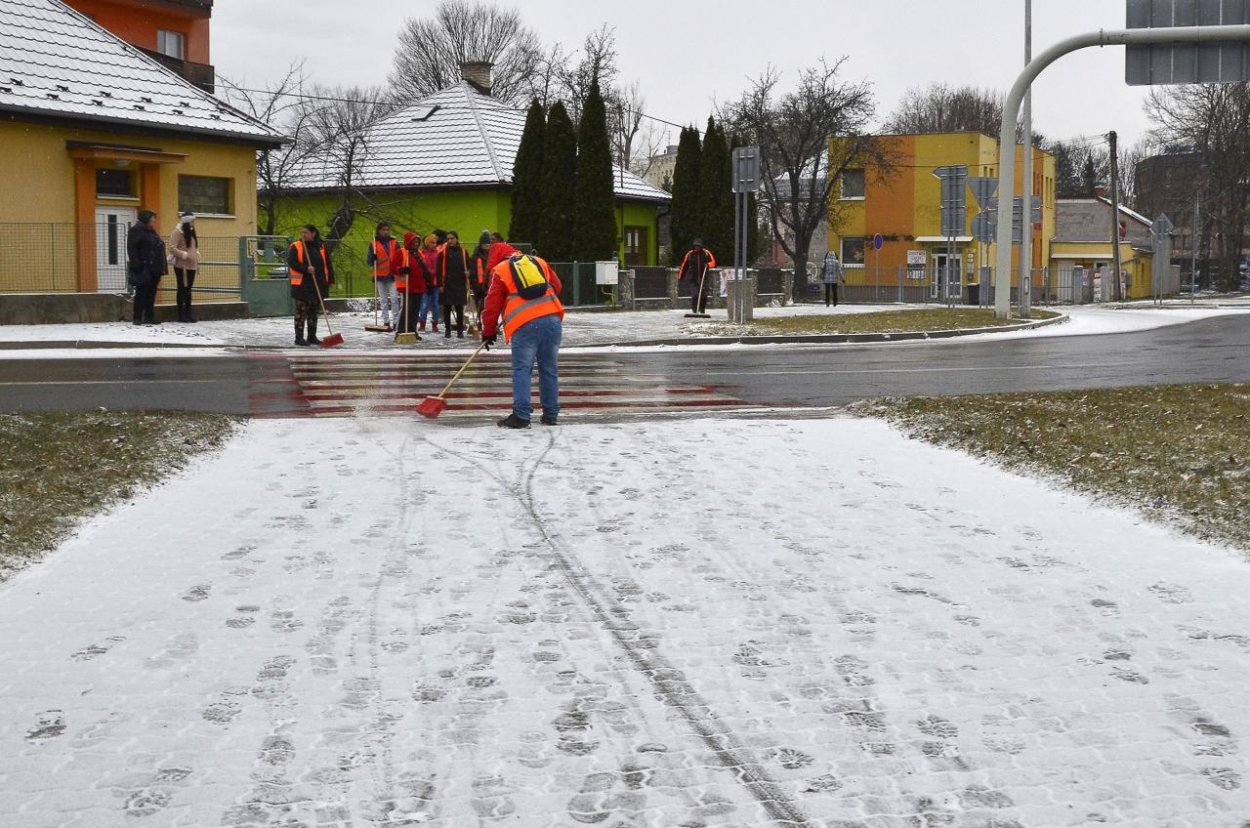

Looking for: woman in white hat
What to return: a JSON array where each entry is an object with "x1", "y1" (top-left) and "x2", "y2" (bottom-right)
[{"x1": 169, "y1": 211, "x2": 201, "y2": 322}]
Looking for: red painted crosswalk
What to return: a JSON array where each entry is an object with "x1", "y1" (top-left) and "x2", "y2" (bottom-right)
[{"x1": 246, "y1": 351, "x2": 751, "y2": 419}]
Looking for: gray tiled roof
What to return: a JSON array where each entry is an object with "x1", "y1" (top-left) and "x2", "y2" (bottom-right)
[
  {"x1": 287, "y1": 82, "x2": 671, "y2": 204},
  {"x1": 0, "y1": 0, "x2": 282, "y2": 145}
]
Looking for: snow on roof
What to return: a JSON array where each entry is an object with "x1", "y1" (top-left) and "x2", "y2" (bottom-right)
[
  {"x1": 287, "y1": 82, "x2": 671, "y2": 203},
  {"x1": 0, "y1": 0, "x2": 282, "y2": 145}
]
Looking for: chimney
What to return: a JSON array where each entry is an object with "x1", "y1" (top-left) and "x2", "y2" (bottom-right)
[
  {"x1": 1093, "y1": 184, "x2": 1107, "y2": 199},
  {"x1": 460, "y1": 62, "x2": 493, "y2": 96}
]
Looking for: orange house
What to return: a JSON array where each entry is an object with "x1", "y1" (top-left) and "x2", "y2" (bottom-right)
[{"x1": 62, "y1": 0, "x2": 214, "y2": 91}]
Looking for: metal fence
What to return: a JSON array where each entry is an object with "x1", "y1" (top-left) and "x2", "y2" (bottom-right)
[{"x1": 0, "y1": 222, "x2": 240, "y2": 302}]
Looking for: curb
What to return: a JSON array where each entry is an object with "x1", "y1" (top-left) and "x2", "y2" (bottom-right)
[
  {"x1": 0, "y1": 313, "x2": 1069, "y2": 352},
  {"x1": 0, "y1": 340, "x2": 225, "y2": 351},
  {"x1": 587, "y1": 312, "x2": 1069, "y2": 348}
]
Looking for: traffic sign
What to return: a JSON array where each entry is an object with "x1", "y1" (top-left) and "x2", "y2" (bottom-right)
[
  {"x1": 968, "y1": 176, "x2": 999, "y2": 209},
  {"x1": 872, "y1": 233, "x2": 883, "y2": 250},
  {"x1": 732, "y1": 146, "x2": 761, "y2": 193},
  {"x1": 934, "y1": 165, "x2": 968, "y2": 238},
  {"x1": 1126, "y1": 0, "x2": 1250, "y2": 84}
]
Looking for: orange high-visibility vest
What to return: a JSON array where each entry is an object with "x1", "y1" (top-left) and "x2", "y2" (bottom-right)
[
  {"x1": 289, "y1": 241, "x2": 328, "y2": 287},
  {"x1": 394, "y1": 248, "x2": 411, "y2": 291},
  {"x1": 493, "y1": 254, "x2": 564, "y2": 342},
  {"x1": 679, "y1": 247, "x2": 717, "y2": 280},
  {"x1": 371, "y1": 239, "x2": 394, "y2": 279}
]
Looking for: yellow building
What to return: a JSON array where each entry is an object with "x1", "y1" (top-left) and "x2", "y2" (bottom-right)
[
  {"x1": 829, "y1": 132, "x2": 1055, "y2": 299},
  {"x1": 1050, "y1": 197, "x2": 1156, "y2": 301},
  {"x1": 0, "y1": 0, "x2": 282, "y2": 295}
]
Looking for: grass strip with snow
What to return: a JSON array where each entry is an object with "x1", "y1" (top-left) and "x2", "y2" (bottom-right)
[
  {"x1": 0, "y1": 411, "x2": 237, "y2": 580},
  {"x1": 862, "y1": 383, "x2": 1250, "y2": 550},
  {"x1": 699, "y1": 307, "x2": 1060, "y2": 337}
]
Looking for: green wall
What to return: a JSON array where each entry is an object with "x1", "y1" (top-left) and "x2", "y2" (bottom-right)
[{"x1": 277, "y1": 187, "x2": 662, "y2": 295}]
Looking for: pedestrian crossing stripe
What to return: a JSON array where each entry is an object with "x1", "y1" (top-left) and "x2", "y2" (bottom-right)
[{"x1": 246, "y1": 352, "x2": 750, "y2": 419}]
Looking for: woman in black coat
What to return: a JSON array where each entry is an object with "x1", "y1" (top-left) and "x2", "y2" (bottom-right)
[
  {"x1": 126, "y1": 210, "x2": 167, "y2": 325},
  {"x1": 437, "y1": 230, "x2": 471, "y2": 338}
]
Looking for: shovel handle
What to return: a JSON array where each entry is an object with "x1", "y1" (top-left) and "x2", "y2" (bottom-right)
[
  {"x1": 435, "y1": 340, "x2": 488, "y2": 399},
  {"x1": 309, "y1": 270, "x2": 335, "y2": 336}
]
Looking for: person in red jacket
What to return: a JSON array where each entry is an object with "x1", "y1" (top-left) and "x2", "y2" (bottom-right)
[
  {"x1": 417, "y1": 233, "x2": 440, "y2": 333},
  {"x1": 481, "y1": 252, "x2": 564, "y2": 428},
  {"x1": 392, "y1": 231, "x2": 425, "y2": 338}
]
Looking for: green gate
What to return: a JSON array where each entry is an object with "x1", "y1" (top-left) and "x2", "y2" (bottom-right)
[{"x1": 240, "y1": 236, "x2": 293, "y2": 317}]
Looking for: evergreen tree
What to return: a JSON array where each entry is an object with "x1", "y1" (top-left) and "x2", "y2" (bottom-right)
[
  {"x1": 697, "y1": 117, "x2": 733, "y2": 264},
  {"x1": 571, "y1": 79, "x2": 619, "y2": 261},
  {"x1": 668, "y1": 125, "x2": 703, "y2": 264},
  {"x1": 537, "y1": 101, "x2": 576, "y2": 261},
  {"x1": 509, "y1": 99, "x2": 546, "y2": 244}
]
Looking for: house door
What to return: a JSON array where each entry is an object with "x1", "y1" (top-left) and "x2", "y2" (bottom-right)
[
  {"x1": 931, "y1": 251, "x2": 963, "y2": 300},
  {"x1": 623, "y1": 226, "x2": 648, "y2": 267},
  {"x1": 94, "y1": 206, "x2": 136, "y2": 292}
]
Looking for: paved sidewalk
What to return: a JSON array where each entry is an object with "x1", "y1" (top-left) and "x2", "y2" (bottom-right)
[
  {"x1": 2, "y1": 301, "x2": 1248, "y2": 353},
  {"x1": 2, "y1": 417, "x2": 1249, "y2": 827}
]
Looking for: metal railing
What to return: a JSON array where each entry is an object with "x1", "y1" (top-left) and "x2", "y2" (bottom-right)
[{"x1": 0, "y1": 222, "x2": 240, "y2": 302}]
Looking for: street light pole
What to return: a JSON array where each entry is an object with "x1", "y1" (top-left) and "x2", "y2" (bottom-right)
[{"x1": 1019, "y1": 0, "x2": 1033, "y2": 318}]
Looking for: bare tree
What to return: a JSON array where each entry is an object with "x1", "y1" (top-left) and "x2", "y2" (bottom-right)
[
  {"x1": 559, "y1": 24, "x2": 619, "y2": 124},
  {"x1": 1148, "y1": 83, "x2": 1250, "y2": 291},
  {"x1": 724, "y1": 58, "x2": 883, "y2": 301},
  {"x1": 607, "y1": 80, "x2": 666, "y2": 176},
  {"x1": 388, "y1": 1, "x2": 541, "y2": 104},
  {"x1": 218, "y1": 63, "x2": 322, "y2": 236},
  {"x1": 300, "y1": 85, "x2": 401, "y2": 242},
  {"x1": 884, "y1": 83, "x2": 1005, "y2": 136}
]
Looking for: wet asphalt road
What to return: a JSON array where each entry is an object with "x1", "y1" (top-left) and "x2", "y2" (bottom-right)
[{"x1": 0, "y1": 315, "x2": 1246, "y2": 416}]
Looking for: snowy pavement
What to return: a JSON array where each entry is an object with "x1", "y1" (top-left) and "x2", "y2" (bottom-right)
[
  {"x1": 3, "y1": 416, "x2": 1250, "y2": 827},
  {"x1": 1, "y1": 301, "x2": 1248, "y2": 354}
]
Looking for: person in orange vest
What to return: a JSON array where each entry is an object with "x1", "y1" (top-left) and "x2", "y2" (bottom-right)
[
  {"x1": 678, "y1": 237, "x2": 717, "y2": 314},
  {"x1": 417, "y1": 233, "x2": 441, "y2": 333},
  {"x1": 366, "y1": 221, "x2": 400, "y2": 330},
  {"x1": 392, "y1": 231, "x2": 425, "y2": 339},
  {"x1": 286, "y1": 225, "x2": 334, "y2": 346},
  {"x1": 481, "y1": 252, "x2": 564, "y2": 428}
]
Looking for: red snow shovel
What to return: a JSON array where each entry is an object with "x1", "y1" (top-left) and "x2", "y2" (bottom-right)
[
  {"x1": 309, "y1": 271, "x2": 344, "y2": 349},
  {"x1": 416, "y1": 340, "x2": 488, "y2": 418}
]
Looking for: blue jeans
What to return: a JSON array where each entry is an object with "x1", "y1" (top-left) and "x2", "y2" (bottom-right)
[
  {"x1": 419, "y1": 289, "x2": 441, "y2": 325},
  {"x1": 509, "y1": 314, "x2": 561, "y2": 421}
]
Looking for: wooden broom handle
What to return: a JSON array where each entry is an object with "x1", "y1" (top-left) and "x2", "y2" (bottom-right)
[{"x1": 436, "y1": 341, "x2": 488, "y2": 398}]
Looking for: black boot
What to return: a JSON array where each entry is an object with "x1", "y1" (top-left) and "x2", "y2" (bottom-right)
[
  {"x1": 497, "y1": 413, "x2": 530, "y2": 429},
  {"x1": 306, "y1": 319, "x2": 322, "y2": 346},
  {"x1": 294, "y1": 319, "x2": 307, "y2": 346}
]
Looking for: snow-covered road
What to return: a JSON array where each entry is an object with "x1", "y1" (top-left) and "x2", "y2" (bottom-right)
[{"x1": 2, "y1": 417, "x2": 1249, "y2": 827}]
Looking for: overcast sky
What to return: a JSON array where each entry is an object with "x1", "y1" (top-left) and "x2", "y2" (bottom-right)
[{"x1": 212, "y1": 0, "x2": 1157, "y2": 151}]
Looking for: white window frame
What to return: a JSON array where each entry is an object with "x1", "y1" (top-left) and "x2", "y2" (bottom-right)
[{"x1": 157, "y1": 29, "x2": 185, "y2": 60}]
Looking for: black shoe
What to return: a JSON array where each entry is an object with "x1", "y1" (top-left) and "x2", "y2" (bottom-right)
[
  {"x1": 457, "y1": 331, "x2": 464, "y2": 338},
  {"x1": 444, "y1": 330, "x2": 452, "y2": 338},
  {"x1": 497, "y1": 414, "x2": 530, "y2": 429},
  {"x1": 133, "y1": 320, "x2": 143, "y2": 326},
  {"x1": 145, "y1": 319, "x2": 160, "y2": 326},
  {"x1": 306, "y1": 334, "x2": 322, "y2": 346},
  {"x1": 540, "y1": 415, "x2": 558, "y2": 426},
  {"x1": 295, "y1": 336, "x2": 308, "y2": 347},
  {"x1": 186, "y1": 316, "x2": 198, "y2": 323}
]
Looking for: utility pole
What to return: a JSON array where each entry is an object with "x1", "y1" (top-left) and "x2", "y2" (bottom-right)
[
  {"x1": 1108, "y1": 130, "x2": 1123, "y2": 302},
  {"x1": 1019, "y1": 0, "x2": 1033, "y2": 318},
  {"x1": 1191, "y1": 185, "x2": 1200, "y2": 301}
]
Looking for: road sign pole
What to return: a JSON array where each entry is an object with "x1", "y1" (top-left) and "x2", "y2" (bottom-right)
[
  {"x1": 1020, "y1": 0, "x2": 1033, "y2": 318},
  {"x1": 993, "y1": 23, "x2": 1250, "y2": 320}
]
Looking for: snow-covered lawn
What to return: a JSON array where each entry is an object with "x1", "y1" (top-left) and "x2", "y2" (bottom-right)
[{"x1": 2, "y1": 416, "x2": 1248, "y2": 826}]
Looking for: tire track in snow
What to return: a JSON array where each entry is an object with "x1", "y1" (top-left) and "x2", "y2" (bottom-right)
[{"x1": 507, "y1": 431, "x2": 817, "y2": 828}]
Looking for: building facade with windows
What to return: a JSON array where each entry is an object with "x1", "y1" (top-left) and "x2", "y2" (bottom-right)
[
  {"x1": 0, "y1": 0, "x2": 282, "y2": 294},
  {"x1": 828, "y1": 132, "x2": 1056, "y2": 296},
  {"x1": 62, "y1": 0, "x2": 215, "y2": 91}
]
